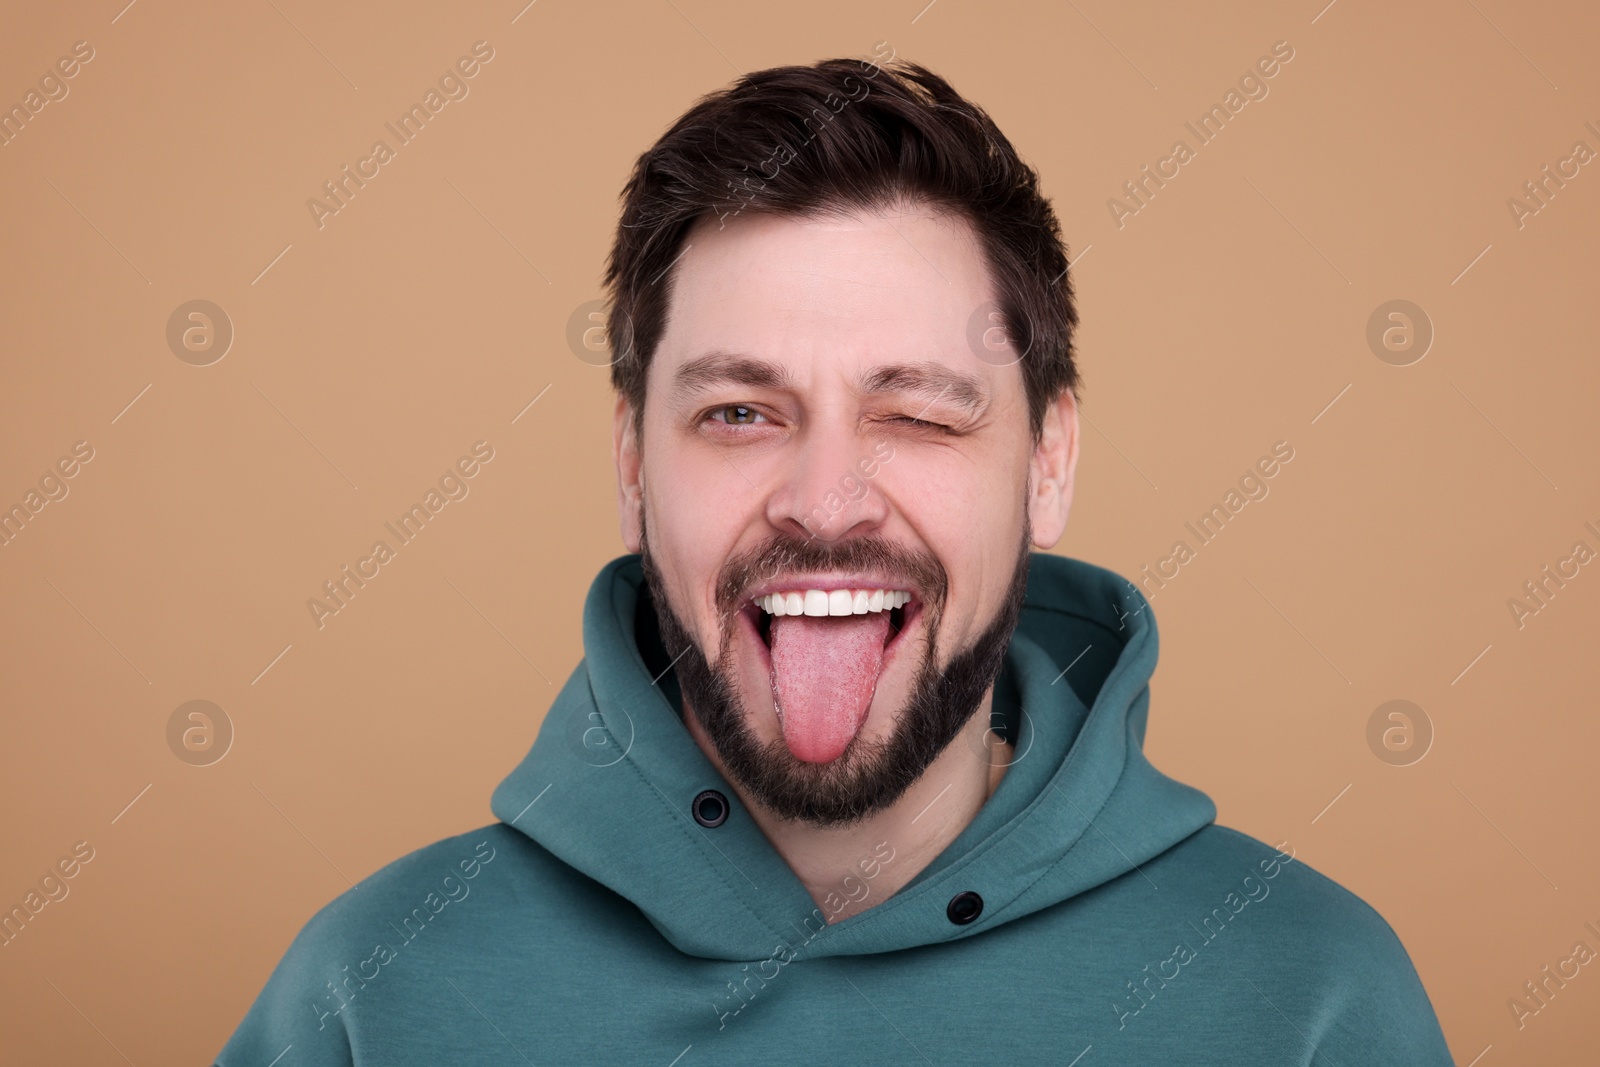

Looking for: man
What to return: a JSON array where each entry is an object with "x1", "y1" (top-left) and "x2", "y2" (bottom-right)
[{"x1": 220, "y1": 56, "x2": 1451, "y2": 1064}]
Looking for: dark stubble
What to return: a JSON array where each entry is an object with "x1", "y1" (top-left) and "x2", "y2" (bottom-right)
[{"x1": 639, "y1": 514, "x2": 1032, "y2": 827}]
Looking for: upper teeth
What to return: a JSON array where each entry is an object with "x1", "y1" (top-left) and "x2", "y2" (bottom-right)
[{"x1": 757, "y1": 589, "x2": 911, "y2": 617}]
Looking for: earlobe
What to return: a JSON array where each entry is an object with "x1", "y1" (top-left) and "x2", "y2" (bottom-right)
[
  {"x1": 613, "y1": 396, "x2": 644, "y2": 553},
  {"x1": 1028, "y1": 391, "x2": 1080, "y2": 550}
]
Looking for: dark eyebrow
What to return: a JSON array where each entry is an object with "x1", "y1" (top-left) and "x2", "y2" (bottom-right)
[
  {"x1": 672, "y1": 353, "x2": 796, "y2": 397},
  {"x1": 858, "y1": 362, "x2": 988, "y2": 417},
  {"x1": 670, "y1": 354, "x2": 988, "y2": 419}
]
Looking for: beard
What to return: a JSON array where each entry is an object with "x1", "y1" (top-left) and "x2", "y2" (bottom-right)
[{"x1": 639, "y1": 513, "x2": 1032, "y2": 827}]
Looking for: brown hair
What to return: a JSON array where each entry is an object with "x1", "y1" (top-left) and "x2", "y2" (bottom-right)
[{"x1": 603, "y1": 54, "x2": 1079, "y2": 439}]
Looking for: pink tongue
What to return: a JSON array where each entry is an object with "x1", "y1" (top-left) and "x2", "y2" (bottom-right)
[{"x1": 769, "y1": 611, "x2": 893, "y2": 763}]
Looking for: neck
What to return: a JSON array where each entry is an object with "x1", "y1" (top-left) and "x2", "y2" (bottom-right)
[{"x1": 684, "y1": 693, "x2": 1011, "y2": 924}]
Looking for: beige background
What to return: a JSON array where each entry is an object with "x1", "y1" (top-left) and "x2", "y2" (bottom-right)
[{"x1": 2, "y1": 0, "x2": 1597, "y2": 1063}]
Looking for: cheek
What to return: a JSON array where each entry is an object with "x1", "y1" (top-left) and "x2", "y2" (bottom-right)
[
  {"x1": 643, "y1": 433, "x2": 762, "y2": 629},
  {"x1": 883, "y1": 450, "x2": 1028, "y2": 630},
  {"x1": 913, "y1": 442, "x2": 1029, "y2": 531}
]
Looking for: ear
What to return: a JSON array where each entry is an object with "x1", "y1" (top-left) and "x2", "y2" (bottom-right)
[
  {"x1": 613, "y1": 394, "x2": 644, "y2": 553},
  {"x1": 1027, "y1": 390, "x2": 1080, "y2": 550}
]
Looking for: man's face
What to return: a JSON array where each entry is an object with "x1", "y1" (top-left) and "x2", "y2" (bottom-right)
[{"x1": 618, "y1": 204, "x2": 1063, "y2": 825}]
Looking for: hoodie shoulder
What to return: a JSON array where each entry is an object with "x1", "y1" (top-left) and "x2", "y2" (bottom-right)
[
  {"x1": 216, "y1": 824, "x2": 553, "y2": 1067},
  {"x1": 1159, "y1": 824, "x2": 1452, "y2": 1063}
]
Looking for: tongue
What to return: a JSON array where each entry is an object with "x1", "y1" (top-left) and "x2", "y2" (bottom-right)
[{"x1": 768, "y1": 611, "x2": 893, "y2": 763}]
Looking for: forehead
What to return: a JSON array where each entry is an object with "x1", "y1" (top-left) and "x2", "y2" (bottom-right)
[{"x1": 651, "y1": 205, "x2": 1000, "y2": 385}]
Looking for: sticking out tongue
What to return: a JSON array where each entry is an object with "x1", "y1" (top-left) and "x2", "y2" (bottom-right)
[{"x1": 768, "y1": 611, "x2": 894, "y2": 763}]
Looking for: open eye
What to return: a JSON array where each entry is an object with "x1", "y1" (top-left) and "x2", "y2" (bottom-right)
[{"x1": 708, "y1": 404, "x2": 769, "y2": 426}]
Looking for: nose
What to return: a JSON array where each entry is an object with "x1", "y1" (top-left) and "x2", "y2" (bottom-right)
[{"x1": 765, "y1": 425, "x2": 891, "y2": 542}]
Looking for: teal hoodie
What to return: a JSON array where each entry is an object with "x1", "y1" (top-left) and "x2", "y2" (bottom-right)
[{"x1": 219, "y1": 553, "x2": 1451, "y2": 1065}]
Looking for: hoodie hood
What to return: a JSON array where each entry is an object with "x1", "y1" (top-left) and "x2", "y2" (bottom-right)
[{"x1": 490, "y1": 552, "x2": 1215, "y2": 961}]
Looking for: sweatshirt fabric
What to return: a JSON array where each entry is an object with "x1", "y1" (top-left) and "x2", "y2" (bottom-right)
[{"x1": 218, "y1": 552, "x2": 1452, "y2": 1065}]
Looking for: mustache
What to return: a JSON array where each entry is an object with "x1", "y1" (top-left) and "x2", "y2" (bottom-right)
[{"x1": 715, "y1": 534, "x2": 948, "y2": 619}]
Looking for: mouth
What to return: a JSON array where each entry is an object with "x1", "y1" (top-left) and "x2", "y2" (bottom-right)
[{"x1": 733, "y1": 581, "x2": 924, "y2": 764}]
